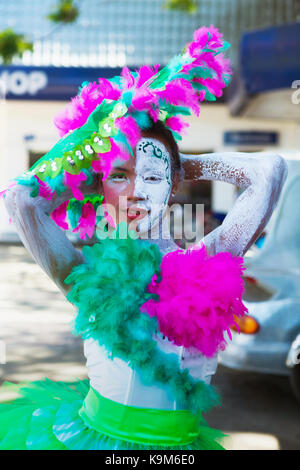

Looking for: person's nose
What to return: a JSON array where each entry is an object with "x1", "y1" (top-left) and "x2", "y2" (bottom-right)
[{"x1": 127, "y1": 175, "x2": 147, "y2": 203}]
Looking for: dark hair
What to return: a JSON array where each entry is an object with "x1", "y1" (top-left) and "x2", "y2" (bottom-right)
[{"x1": 142, "y1": 119, "x2": 182, "y2": 183}]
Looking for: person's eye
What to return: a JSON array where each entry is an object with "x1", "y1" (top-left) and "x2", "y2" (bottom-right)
[
  {"x1": 144, "y1": 175, "x2": 162, "y2": 183},
  {"x1": 109, "y1": 173, "x2": 128, "y2": 182}
]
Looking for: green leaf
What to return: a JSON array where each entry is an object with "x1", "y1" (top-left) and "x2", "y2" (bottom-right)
[
  {"x1": 90, "y1": 135, "x2": 111, "y2": 154},
  {"x1": 98, "y1": 118, "x2": 117, "y2": 138},
  {"x1": 62, "y1": 151, "x2": 81, "y2": 174},
  {"x1": 33, "y1": 160, "x2": 53, "y2": 180}
]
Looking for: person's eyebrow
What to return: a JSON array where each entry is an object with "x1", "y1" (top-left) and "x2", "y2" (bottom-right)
[
  {"x1": 143, "y1": 166, "x2": 165, "y2": 173},
  {"x1": 110, "y1": 166, "x2": 129, "y2": 172}
]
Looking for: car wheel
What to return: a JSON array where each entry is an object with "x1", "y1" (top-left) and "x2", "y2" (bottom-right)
[{"x1": 290, "y1": 363, "x2": 300, "y2": 404}]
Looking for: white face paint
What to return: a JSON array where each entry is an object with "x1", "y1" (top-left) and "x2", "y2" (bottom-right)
[{"x1": 133, "y1": 137, "x2": 172, "y2": 234}]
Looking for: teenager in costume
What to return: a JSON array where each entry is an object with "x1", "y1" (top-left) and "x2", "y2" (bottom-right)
[{"x1": 0, "y1": 26, "x2": 287, "y2": 450}]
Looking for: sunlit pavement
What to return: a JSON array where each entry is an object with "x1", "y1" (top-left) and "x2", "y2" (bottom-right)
[
  {"x1": 0, "y1": 244, "x2": 300, "y2": 450},
  {"x1": 223, "y1": 432, "x2": 280, "y2": 450},
  {"x1": 0, "y1": 244, "x2": 86, "y2": 385}
]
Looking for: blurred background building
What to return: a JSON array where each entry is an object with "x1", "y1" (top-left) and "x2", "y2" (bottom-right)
[{"x1": 0, "y1": 0, "x2": 300, "y2": 243}]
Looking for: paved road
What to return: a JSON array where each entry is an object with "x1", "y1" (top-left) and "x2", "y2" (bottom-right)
[{"x1": 0, "y1": 245, "x2": 299, "y2": 450}]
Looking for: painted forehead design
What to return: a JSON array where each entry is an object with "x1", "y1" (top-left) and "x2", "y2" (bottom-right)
[{"x1": 136, "y1": 138, "x2": 171, "y2": 185}]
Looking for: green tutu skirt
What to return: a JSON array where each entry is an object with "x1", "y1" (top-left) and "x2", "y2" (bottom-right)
[{"x1": 0, "y1": 379, "x2": 226, "y2": 450}]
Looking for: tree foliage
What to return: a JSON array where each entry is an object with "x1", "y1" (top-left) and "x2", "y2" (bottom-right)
[
  {"x1": 0, "y1": 0, "x2": 197, "y2": 65},
  {"x1": 0, "y1": 29, "x2": 33, "y2": 65},
  {"x1": 163, "y1": 0, "x2": 198, "y2": 14},
  {"x1": 47, "y1": 0, "x2": 79, "y2": 24}
]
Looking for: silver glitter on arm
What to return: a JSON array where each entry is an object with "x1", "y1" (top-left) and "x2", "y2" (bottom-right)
[{"x1": 180, "y1": 151, "x2": 288, "y2": 256}]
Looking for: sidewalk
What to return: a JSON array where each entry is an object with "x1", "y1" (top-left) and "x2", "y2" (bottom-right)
[{"x1": 0, "y1": 244, "x2": 86, "y2": 386}]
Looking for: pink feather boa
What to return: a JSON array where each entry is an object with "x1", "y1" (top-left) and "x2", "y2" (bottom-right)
[
  {"x1": 140, "y1": 244, "x2": 247, "y2": 358},
  {"x1": 72, "y1": 201, "x2": 96, "y2": 240}
]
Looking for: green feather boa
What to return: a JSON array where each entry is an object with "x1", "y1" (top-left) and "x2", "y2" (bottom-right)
[{"x1": 64, "y1": 224, "x2": 220, "y2": 414}]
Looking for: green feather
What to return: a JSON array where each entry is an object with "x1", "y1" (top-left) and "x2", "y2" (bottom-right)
[
  {"x1": 64, "y1": 222, "x2": 220, "y2": 414},
  {"x1": 129, "y1": 111, "x2": 152, "y2": 129},
  {"x1": 113, "y1": 130, "x2": 134, "y2": 157},
  {"x1": 204, "y1": 91, "x2": 217, "y2": 101}
]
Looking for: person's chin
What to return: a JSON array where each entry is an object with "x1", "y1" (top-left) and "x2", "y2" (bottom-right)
[
  {"x1": 123, "y1": 213, "x2": 147, "y2": 234},
  {"x1": 136, "y1": 216, "x2": 160, "y2": 238}
]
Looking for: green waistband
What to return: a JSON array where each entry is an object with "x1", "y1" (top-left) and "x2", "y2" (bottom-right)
[{"x1": 78, "y1": 387, "x2": 201, "y2": 446}]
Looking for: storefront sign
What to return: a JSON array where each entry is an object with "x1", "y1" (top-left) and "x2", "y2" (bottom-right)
[
  {"x1": 0, "y1": 66, "x2": 122, "y2": 100},
  {"x1": 224, "y1": 131, "x2": 279, "y2": 146}
]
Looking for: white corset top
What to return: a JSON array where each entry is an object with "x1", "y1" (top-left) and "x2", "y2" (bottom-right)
[{"x1": 83, "y1": 333, "x2": 218, "y2": 410}]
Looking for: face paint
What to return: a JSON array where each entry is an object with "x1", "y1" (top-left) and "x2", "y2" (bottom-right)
[{"x1": 133, "y1": 137, "x2": 172, "y2": 234}]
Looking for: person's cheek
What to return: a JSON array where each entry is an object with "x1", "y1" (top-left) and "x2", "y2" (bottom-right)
[
  {"x1": 149, "y1": 181, "x2": 171, "y2": 206},
  {"x1": 102, "y1": 182, "x2": 121, "y2": 225},
  {"x1": 137, "y1": 181, "x2": 171, "y2": 233},
  {"x1": 102, "y1": 183, "x2": 118, "y2": 208}
]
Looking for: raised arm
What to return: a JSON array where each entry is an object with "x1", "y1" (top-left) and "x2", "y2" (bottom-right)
[
  {"x1": 180, "y1": 151, "x2": 288, "y2": 257},
  {"x1": 3, "y1": 183, "x2": 86, "y2": 296}
]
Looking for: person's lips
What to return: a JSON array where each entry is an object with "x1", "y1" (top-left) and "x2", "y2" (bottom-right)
[{"x1": 126, "y1": 207, "x2": 149, "y2": 220}]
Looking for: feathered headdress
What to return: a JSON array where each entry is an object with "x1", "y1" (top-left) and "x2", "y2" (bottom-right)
[{"x1": 1, "y1": 26, "x2": 232, "y2": 240}]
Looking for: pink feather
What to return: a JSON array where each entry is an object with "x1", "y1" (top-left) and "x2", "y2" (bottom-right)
[
  {"x1": 34, "y1": 176, "x2": 54, "y2": 200},
  {"x1": 50, "y1": 200, "x2": 69, "y2": 230},
  {"x1": 157, "y1": 79, "x2": 200, "y2": 116},
  {"x1": 196, "y1": 77, "x2": 226, "y2": 98},
  {"x1": 215, "y1": 53, "x2": 232, "y2": 76},
  {"x1": 121, "y1": 67, "x2": 135, "y2": 89},
  {"x1": 135, "y1": 65, "x2": 160, "y2": 88},
  {"x1": 188, "y1": 25, "x2": 224, "y2": 59},
  {"x1": 140, "y1": 244, "x2": 247, "y2": 358},
  {"x1": 97, "y1": 78, "x2": 121, "y2": 100},
  {"x1": 115, "y1": 115, "x2": 141, "y2": 148},
  {"x1": 54, "y1": 82, "x2": 101, "y2": 136},
  {"x1": 63, "y1": 171, "x2": 87, "y2": 200},
  {"x1": 147, "y1": 106, "x2": 160, "y2": 122},
  {"x1": 54, "y1": 79, "x2": 121, "y2": 137},
  {"x1": 72, "y1": 201, "x2": 96, "y2": 240},
  {"x1": 130, "y1": 88, "x2": 158, "y2": 111},
  {"x1": 165, "y1": 116, "x2": 189, "y2": 134}
]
